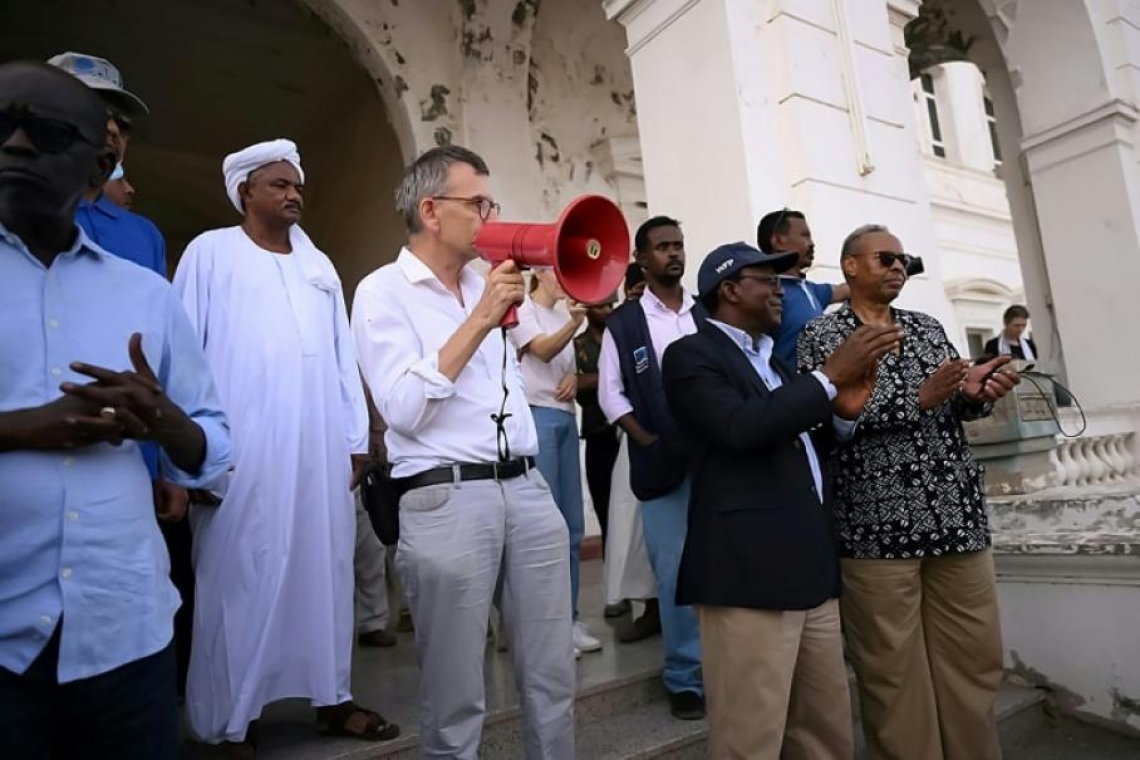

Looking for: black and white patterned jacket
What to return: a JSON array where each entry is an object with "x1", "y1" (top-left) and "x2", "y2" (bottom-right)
[{"x1": 797, "y1": 304, "x2": 992, "y2": 559}]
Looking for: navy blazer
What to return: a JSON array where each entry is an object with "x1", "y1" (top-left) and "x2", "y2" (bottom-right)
[{"x1": 661, "y1": 321, "x2": 841, "y2": 611}]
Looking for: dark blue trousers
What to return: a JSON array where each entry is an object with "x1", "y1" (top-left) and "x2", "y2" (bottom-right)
[{"x1": 0, "y1": 625, "x2": 178, "y2": 759}]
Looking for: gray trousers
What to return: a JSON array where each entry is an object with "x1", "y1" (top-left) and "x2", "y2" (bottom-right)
[
  {"x1": 354, "y1": 493, "x2": 390, "y2": 634},
  {"x1": 395, "y1": 469, "x2": 576, "y2": 760}
]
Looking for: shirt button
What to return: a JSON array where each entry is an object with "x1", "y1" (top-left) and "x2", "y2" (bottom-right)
[
  {"x1": 51, "y1": 367, "x2": 62, "y2": 376},
  {"x1": 62, "y1": 457, "x2": 74, "y2": 468},
  {"x1": 67, "y1": 511, "x2": 79, "y2": 522},
  {"x1": 39, "y1": 615, "x2": 51, "y2": 626},
  {"x1": 48, "y1": 318, "x2": 60, "y2": 329},
  {"x1": 60, "y1": 568, "x2": 72, "y2": 579}
]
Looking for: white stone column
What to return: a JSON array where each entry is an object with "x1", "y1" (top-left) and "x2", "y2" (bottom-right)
[
  {"x1": 606, "y1": 0, "x2": 957, "y2": 327},
  {"x1": 983, "y1": 0, "x2": 1140, "y2": 428}
]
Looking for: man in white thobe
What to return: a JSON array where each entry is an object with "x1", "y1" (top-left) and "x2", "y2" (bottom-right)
[{"x1": 174, "y1": 139, "x2": 398, "y2": 750}]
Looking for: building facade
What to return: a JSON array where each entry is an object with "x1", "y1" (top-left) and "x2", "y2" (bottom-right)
[{"x1": 6, "y1": 0, "x2": 1140, "y2": 733}]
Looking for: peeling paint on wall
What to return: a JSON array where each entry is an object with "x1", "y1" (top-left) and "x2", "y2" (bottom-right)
[
  {"x1": 1009, "y1": 650, "x2": 1087, "y2": 713},
  {"x1": 458, "y1": 0, "x2": 476, "y2": 22},
  {"x1": 527, "y1": 58, "x2": 540, "y2": 118},
  {"x1": 421, "y1": 84, "x2": 451, "y2": 121},
  {"x1": 434, "y1": 127, "x2": 453, "y2": 146},
  {"x1": 462, "y1": 26, "x2": 494, "y2": 60},
  {"x1": 394, "y1": 75, "x2": 409, "y2": 97},
  {"x1": 524, "y1": 0, "x2": 639, "y2": 212},
  {"x1": 512, "y1": 0, "x2": 541, "y2": 27}
]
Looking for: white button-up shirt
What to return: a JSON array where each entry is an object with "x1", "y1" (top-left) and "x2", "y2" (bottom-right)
[
  {"x1": 597, "y1": 287, "x2": 698, "y2": 424},
  {"x1": 351, "y1": 248, "x2": 538, "y2": 478}
]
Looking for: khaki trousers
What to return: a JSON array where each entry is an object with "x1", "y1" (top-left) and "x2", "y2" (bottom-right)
[
  {"x1": 697, "y1": 599, "x2": 853, "y2": 760},
  {"x1": 841, "y1": 549, "x2": 1003, "y2": 760}
]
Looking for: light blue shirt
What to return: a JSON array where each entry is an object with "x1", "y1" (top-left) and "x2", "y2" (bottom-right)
[
  {"x1": 0, "y1": 223, "x2": 232, "y2": 682},
  {"x1": 708, "y1": 319, "x2": 836, "y2": 502}
]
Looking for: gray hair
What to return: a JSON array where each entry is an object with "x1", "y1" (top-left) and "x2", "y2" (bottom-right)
[
  {"x1": 395, "y1": 145, "x2": 490, "y2": 233},
  {"x1": 840, "y1": 223, "x2": 891, "y2": 258}
]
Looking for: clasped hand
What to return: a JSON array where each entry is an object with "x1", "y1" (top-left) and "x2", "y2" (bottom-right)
[{"x1": 56, "y1": 333, "x2": 172, "y2": 447}]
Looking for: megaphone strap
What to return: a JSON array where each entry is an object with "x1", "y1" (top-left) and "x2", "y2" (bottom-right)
[{"x1": 490, "y1": 326, "x2": 513, "y2": 463}]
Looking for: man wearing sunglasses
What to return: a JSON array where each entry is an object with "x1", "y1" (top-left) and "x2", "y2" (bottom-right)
[
  {"x1": 0, "y1": 60, "x2": 232, "y2": 759},
  {"x1": 756, "y1": 208, "x2": 850, "y2": 367},
  {"x1": 48, "y1": 52, "x2": 195, "y2": 702},
  {"x1": 796, "y1": 224, "x2": 1019, "y2": 760}
]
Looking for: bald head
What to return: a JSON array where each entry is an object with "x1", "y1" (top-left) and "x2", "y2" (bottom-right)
[
  {"x1": 0, "y1": 61, "x2": 107, "y2": 138},
  {"x1": 0, "y1": 60, "x2": 113, "y2": 235}
]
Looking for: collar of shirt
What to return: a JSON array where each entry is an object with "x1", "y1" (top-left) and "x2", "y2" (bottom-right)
[
  {"x1": 0, "y1": 219, "x2": 109, "y2": 266},
  {"x1": 78, "y1": 194, "x2": 125, "y2": 220},
  {"x1": 707, "y1": 318, "x2": 775, "y2": 363},
  {"x1": 397, "y1": 246, "x2": 481, "y2": 295},
  {"x1": 639, "y1": 285, "x2": 695, "y2": 316}
]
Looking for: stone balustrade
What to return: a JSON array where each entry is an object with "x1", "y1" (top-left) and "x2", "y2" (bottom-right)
[{"x1": 1050, "y1": 423, "x2": 1140, "y2": 488}]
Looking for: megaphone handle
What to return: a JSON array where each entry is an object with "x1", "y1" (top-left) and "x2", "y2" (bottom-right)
[{"x1": 500, "y1": 304, "x2": 519, "y2": 329}]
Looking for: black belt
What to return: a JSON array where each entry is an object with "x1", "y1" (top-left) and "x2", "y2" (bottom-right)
[{"x1": 394, "y1": 457, "x2": 536, "y2": 496}]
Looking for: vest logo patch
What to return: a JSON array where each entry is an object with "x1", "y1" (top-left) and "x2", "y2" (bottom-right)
[{"x1": 633, "y1": 346, "x2": 650, "y2": 374}]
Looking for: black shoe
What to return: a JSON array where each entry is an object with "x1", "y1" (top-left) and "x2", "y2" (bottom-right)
[
  {"x1": 604, "y1": 599, "x2": 632, "y2": 618},
  {"x1": 667, "y1": 690, "x2": 705, "y2": 720},
  {"x1": 616, "y1": 599, "x2": 661, "y2": 643},
  {"x1": 357, "y1": 629, "x2": 397, "y2": 648}
]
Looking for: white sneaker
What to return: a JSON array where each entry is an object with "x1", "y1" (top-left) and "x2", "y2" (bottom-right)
[{"x1": 572, "y1": 620, "x2": 603, "y2": 653}]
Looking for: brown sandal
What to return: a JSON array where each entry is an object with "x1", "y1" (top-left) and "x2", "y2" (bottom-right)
[{"x1": 316, "y1": 701, "x2": 400, "y2": 742}]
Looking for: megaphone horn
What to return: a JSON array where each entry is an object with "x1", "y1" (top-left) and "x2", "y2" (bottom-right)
[{"x1": 475, "y1": 195, "x2": 631, "y2": 328}]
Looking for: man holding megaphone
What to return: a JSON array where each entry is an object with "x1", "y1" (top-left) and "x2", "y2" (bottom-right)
[{"x1": 352, "y1": 146, "x2": 627, "y2": 759}]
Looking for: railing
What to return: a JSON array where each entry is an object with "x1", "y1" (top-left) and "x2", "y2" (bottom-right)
[{"x1": 1051, "y1": 432, "x2": 1140, "y2": 487}]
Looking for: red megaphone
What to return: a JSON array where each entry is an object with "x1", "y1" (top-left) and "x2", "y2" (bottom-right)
[{"x1": 475, "y1": 195, "x2": 630, "y2": 328}]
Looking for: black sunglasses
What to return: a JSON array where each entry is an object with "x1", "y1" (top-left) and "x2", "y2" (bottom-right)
[
  {"x1": 868, "y1": 251, "x2": 916, "y2": 271},
  {"x1": 0, "y1": 110, "x2": 101, "y2": 154}
]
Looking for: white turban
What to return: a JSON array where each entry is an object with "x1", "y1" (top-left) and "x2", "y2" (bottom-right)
[{"x1": 222, "y1": 138, "x2": 304, "y2": 214}]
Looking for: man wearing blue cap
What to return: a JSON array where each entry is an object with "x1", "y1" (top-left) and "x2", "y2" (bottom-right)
[
  {"x1": 661, "y1": 242, "x2": 901, "y2": 758},
  {"x1": 48, "y1": 52, "x2": 166, "y2": 278}
]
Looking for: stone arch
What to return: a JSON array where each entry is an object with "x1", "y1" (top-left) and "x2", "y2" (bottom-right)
[
  {"x1": 2, "y1": 0, "x2": 411, "y2": 294},
  {"x1": 930, "y1": 0, "x2": 1140, "y2": 402}
]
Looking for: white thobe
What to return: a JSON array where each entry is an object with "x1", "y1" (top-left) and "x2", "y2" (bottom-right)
[{"x1": 173, "y1": 225, "x2": 369, "y2": 743}]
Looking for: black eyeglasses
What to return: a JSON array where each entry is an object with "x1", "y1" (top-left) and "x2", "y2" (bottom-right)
[
  {"x1": 432, "y1": 195, "x2": 501, "y2": 222},
  {"x1": 860, "y1": 251, "x2": 916, "y2": 271},
  {"x1": 0, "y1": 110, "x2": 101, "y2": 154}
]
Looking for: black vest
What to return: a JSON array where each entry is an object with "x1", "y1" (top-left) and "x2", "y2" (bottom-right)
[{"x1": 607, "y1": 296, "x2": 707, "y2": 500}]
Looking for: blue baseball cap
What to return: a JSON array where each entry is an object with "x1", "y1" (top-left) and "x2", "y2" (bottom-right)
[
  {"x1": 47, "y1": 52, "x2": 149, "y2": 116},
  {"x1": 697, "y1": 241, "x2": 797, "y2": 298}
]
